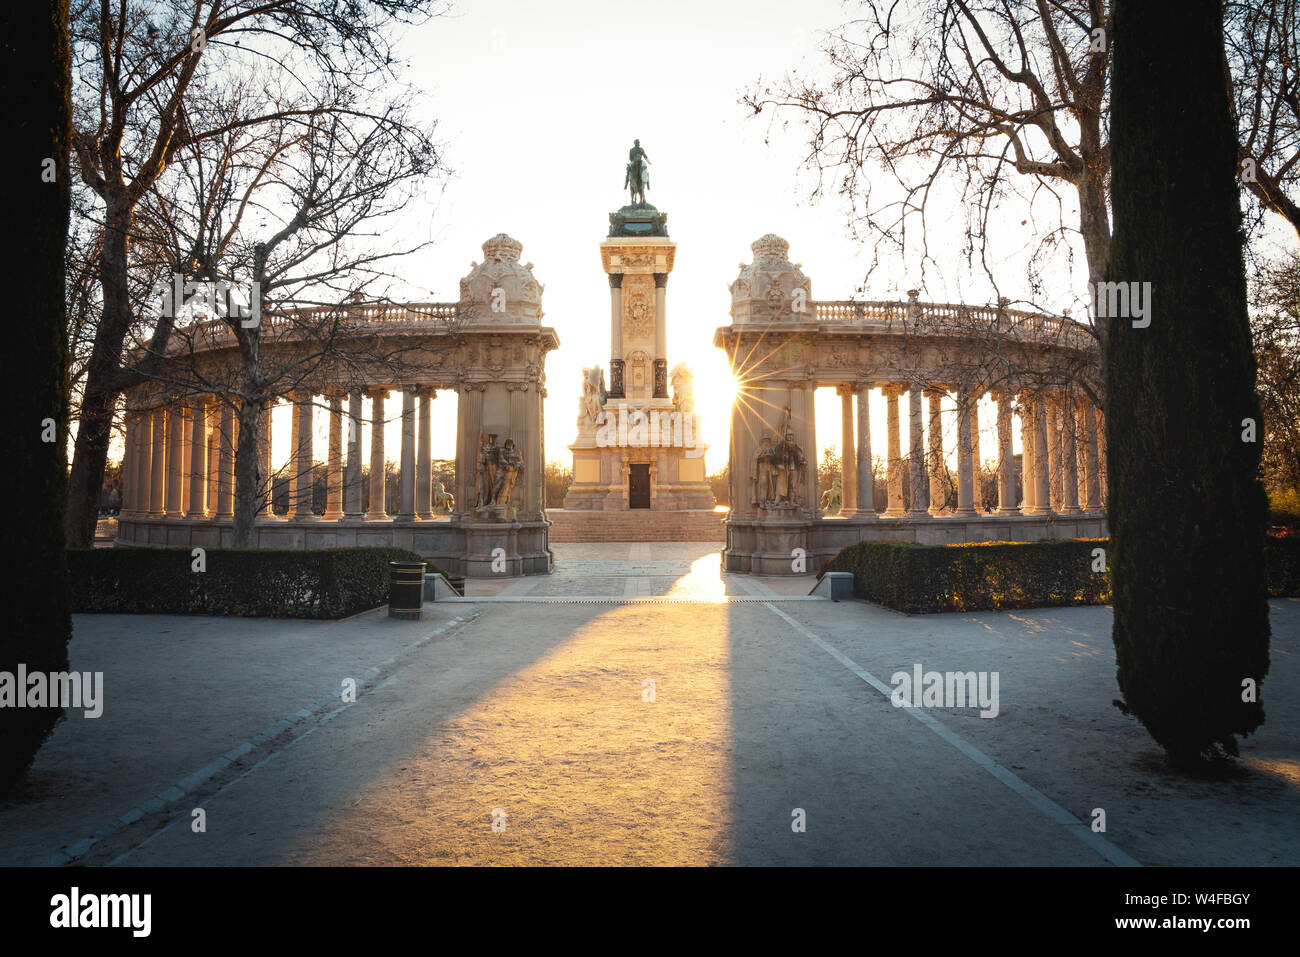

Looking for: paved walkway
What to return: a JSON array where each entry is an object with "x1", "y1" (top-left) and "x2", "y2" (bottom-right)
[{"x1": 3, "y1": 543, "x2": 1297, "y2": 866}]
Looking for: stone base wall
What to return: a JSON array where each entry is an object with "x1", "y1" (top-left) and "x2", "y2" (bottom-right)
[
  {"x1": 546, "y1": 508, "x2": 726, "y2": 542},
  {"x1": 724, "y1": 512, "x2": 1109, "y2": 574},
  {"x1": 115, "y1": 516, "x2": 553, "y2": 577}
]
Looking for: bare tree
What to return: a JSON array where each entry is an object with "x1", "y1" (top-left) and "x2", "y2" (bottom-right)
[
  {"x1": 744, "y1": 1, "x2": 1112, "y2": 330},
  {"x1": 65, "y1": 0, "x2": 447, "y2": 547},
  {"x1": 131, "y1": 92, "x2": 441, "y2": 545},
  {"x1": 1227, "y1": 0, "x2": 1300, "y2": 241}
]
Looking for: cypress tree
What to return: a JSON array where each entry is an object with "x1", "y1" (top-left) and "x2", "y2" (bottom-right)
[
  {"x1": 1105, "y1": 0, "x2": 1271, "y2": 766},
  {"x1": 1, "y1": 0, "x2": 73, "y2": 793}
]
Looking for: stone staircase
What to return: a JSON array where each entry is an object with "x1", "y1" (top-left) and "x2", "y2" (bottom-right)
[{"x1": 546, "y1": 508, "x2": 727, "y2": 542}]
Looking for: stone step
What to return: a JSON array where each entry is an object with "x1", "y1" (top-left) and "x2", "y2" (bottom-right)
[{"x1": 546, "y1": 509, "x2": 727, "y2": 542}]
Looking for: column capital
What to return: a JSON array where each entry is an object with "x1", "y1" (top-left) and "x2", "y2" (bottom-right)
[
  {"x1": 608, "y1": 273, "x2": 623, "y2": 289},
  {"x1": 366, "y1": 386, "x2": 390, "y2": 400}
]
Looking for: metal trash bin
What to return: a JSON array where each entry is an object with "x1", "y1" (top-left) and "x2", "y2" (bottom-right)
[
  {"x1": 447, "y1": 576, "x2": 466, "y2": 597},
  {"x1": 388, "y1": 561, "x2": 427, "y2": 619}
]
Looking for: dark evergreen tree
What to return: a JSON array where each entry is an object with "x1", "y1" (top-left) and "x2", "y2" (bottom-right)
[
  {"x1": 2, "y1": 0, "x2": 73, "y2": 793},
  {"x1": 1106, "y1": 0, "x2": 1271, "y2": 766}
]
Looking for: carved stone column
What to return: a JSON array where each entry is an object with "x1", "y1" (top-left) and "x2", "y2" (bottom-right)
[
  {"x1": 149, "y1": 407, "x2": 167, "y2": 517},
  {"x1": 856, "y1": 384, "x2": 874, "y2": 517},
  {"x1": 1081, "y1": 401, "x2": 1101, "y2": 513},
  {"x1": 837, "y1": 385, "x2": 856, "y2": 514},
  {"x1": 1033, "y1": 395, "x2": 1051, "y2": 513},
  {"x1": 344, "y1": 391, "x2": 364, "y2": 519},
  {"x1": 926, "y1": 388, "x2": 948, "y2": 515},
  {"x1": 366, "y1": 388, "x2": 388, "y2": 520},
  {"x1": 994, "y1": 391, "x2": 1018, "y2": 514},
  {"x1": 291, "y1": 391, "x2": 314, "y2": 519},
  {"x1": 653, "y1": 273, "x2": 668, "y2": 398},
  {"x1": 416, "y1": 388, "x2": 434, "y2": 520},
  {"x1": 206, "y1": 403, "x2": 219, "y2": 516},
  {"x1": 968, "y1": 394, "x2": 983, "y2": 512},
  {"x1": 883, "y1": 384, "x2": 906, "y2": 516},
  {"x1": 216, "y1": 399, "x2": 236, "y2": 520},
  {"x1": 908, "y1": 385, "x2": 927, "y2": 515},
  {"x1": 608, "y1": 274, "x2": 624, "y2": 398},
  {"x1": 180, "y1": 401, "x2": 193, "y2": 510},
  {"x1": 1020, "y1": 394, "x2": 1037, "y2": 513},
  {"x1": 324, "y1": 393, "x2": 344, "y2": 521},
  {"x1": 955, "y1": 388, "x2": 976, "y2": 516},
  {"x1": 1045, "y1": 392, "x2": 1062, "y2": 512},
  {"x1": 455, "y1": 383, "x2": 485, "y2": 515},
  {"x1": 398, "y1": 389, "x2": 416, "y2": 520},
  {"x1": 187, "y1": 397, "x2": 208, "y2": 518},
  {"x1": 165, "y1": 404, "x2": 185, "y2": 518},
  {"x1": 257, "y1": 400, "x2": 274, "y2": 518},
  {"x1": 1060, "y1": 391, "x2": 1082, "y2": 514}
]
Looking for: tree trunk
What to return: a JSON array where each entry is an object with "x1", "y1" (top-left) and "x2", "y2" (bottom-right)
[
  {"x1": 64, "y1": 202, "x2": 135, "y2": 546},
  {"x1": 4, "y1": 0, "x2": 73, "y2": 793},
  {"x1": 232, "y1": 393, "x2": 266, "y2": 548},
  {"x1": 1106, "y1": 0, "x2": 1271, "y2": 765}
]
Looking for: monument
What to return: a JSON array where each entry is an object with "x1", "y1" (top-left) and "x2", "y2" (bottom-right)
[{"x1": 559, "y1": 142, "x2": 716, "y2": 531}]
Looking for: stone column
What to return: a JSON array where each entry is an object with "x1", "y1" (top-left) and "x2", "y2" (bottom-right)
[
  {"x1": 883, "y1": 385, "x2": 906, "y2": 516},
  {"x1": 398, "y1": 389, "x2": 416, "y2": 520},
  {"x1": 165, "y1": 405, "x2": 185, "y2": 518},
  {"x1": 257, "y1": 401, "x2": 274, "y2": 518},
  {"x1": 608, "y1": 275, "x2": 624, "y2": 398},
  {"x1": 995, "y1": 391, "x2": 1018, "y2": 514},
  {"x1": 416, "y1": 388, "x2": 434, "y2": 520},
  {"x1": 908, "y1": 386, "x2": 927, "y2": 515},
  {"x1": 119, "y1": 413, "x2": 135, "y2": 517},
  {"x1": 187, "y1": 396, "x2": 208, "y2": 518},
  {"x1": 855, "y1": 384, "x2": 874, "y2": 517},
  {"x1": 927, "y1": 388, "x2": 947, "y2": 515},
  {"x1": 1060, "y1": 392, "x2": 1082, "y2": 514},
  {"x1": 1046, "y1": 393, "x2": 1063, "y2": 513},
  {"x1": 216, "y1": 400, "x2": 236, "y2": 520},
  {"x1": 1020, "y1": 394, "x2": 1037, "y2": 513},
  {"x1": 366, "y1": 388, "x2": 387, "y2": 520},
  {"x1": 838, "y1": 386, "x2": 857, "y2": 514},
  {"x1": 506, "y1": 381, "x2": 529, "y2": 510},
  {"x1": 291, "y1": 391, "x2": 314, "y2": 519},
  {"x1": 969, "y1": 395, "x2": 983, "y2": 512},
  {"x1": 180, "y1": 402, "x2": 193, "y2": 510},
  {"x1": 1081, "y1": 401, "x2": 1101, "y2": 513},
  {"x1": 206, "y1": 403, "x2": 219, "y2": 516},
  {"x1": 149, "y1": 407, "x2": 166, "y2": 517},
  {"x1": 955, "y1": 388, "x2": 976, "y2": 516},
  {"x1": 653, "y1": 273, "x2": 668, "y2": 399},
  {"x1": 456, "y1": 384, "x2": 485, "y2": 512},
  {"x1": 324, "y1": 393, "x2": 344, "y2": 520},
  {"x1": 1033, "y1": 395, "x2": 1051, "y2": 512},
  {"x1": 344, "y1": 391, "x2": 364, "y2": 519}
]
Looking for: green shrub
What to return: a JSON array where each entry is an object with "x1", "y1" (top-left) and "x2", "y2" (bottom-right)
[
  {"x1": 68, "y1": 548, "x2": 443, "y2": 619},
  {"x1": 821, "y1": 537, "x2": 1299, "y2": 615},
  {"x1": 819, "y1": 539, "x2": 1111, "y2": 614}
]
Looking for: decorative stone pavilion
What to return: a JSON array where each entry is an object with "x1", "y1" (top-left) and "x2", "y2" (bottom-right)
[
  {"x1": 561, "y1": 197, "x2": 715, "y2": 513},
  {"x1": 715, "y1": 234, "x2": 1107, "y2": 574},
  {"x1": 114, "y1": 233, "x2": 559, "y2": 577}
]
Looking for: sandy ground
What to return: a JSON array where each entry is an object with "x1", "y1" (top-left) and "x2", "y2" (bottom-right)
[{"x1": 2, "y1": 542, "x2": 1296, "y2": 866}]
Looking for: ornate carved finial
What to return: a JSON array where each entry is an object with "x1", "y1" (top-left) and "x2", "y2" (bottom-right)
[
  {"x1": 752, "y1": 234, "x2": 790, "y2": 262},
  {"x1": 481, "y1": 233, "x2": 523, "y2": 264}
]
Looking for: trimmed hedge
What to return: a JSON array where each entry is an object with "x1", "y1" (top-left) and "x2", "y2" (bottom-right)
[
  {"x1": 819, "y1": 539, "x2": 1111, "y2": 614},
  {"x1": 68, "y1": 547, "x2": 443, "y2": 619},
  {"x1": 1266, "y1": 536, "x2": 1300, "y2": 598},
  {"x1": 821, "y1": 537, "x2": 1300, "y2": 615}
]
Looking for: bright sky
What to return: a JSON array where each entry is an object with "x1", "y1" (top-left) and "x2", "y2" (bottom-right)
[{"x1": 129, "y1": 0, "x2": 1298, "y2": 475}]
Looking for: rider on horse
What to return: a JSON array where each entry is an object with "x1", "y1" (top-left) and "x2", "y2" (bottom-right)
[{"x1": 625, "y1": 139, "x2": 650, "y2": 205}]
